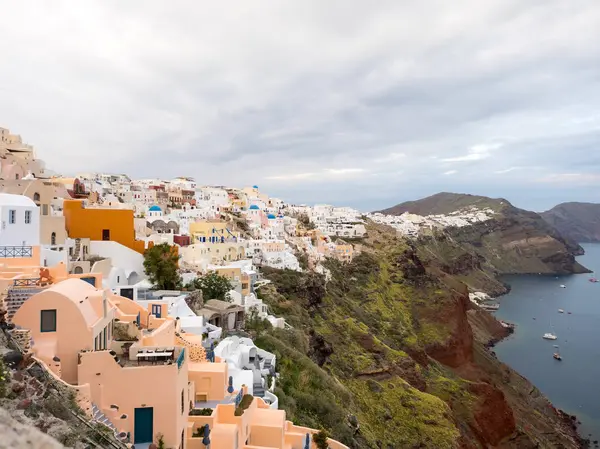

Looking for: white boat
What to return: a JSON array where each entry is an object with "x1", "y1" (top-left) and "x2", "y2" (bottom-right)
[
  {"x1": 560, "y1": 285, "x2": 566, "y2": 288},
  {"x1": 558, "y1": 309, "x2": 564, "y2": 313},
  {"x1": 543, "y1": 333, "x2": 558, "y2": 340}
]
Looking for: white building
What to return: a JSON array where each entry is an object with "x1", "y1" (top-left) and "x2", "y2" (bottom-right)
[{"x1": 0, "y1": 193, "x2": 40, "y2": 247}]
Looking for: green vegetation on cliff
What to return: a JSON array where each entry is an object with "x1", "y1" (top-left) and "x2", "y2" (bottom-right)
[{"x1": 253, "y1": 223, "x2": 585, "y2": 448}]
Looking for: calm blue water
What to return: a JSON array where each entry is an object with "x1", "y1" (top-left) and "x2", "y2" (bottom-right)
[{"x1": 495, "y1": 243, "x2": 600, "y2": 441}]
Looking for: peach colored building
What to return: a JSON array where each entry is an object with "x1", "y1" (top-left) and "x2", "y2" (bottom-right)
[
  {"x1": 8, "y1": 274, "x2": 349, "y2": 449},
  {"x1": 334, "y1": 243, "x2": 354, "y2": 263}
]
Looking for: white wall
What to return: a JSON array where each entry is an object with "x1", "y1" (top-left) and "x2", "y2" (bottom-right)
[
  {"x1": 0, "y1": 195, "x2": 40, "y2": 246},
  {"x1": 89, "y1": 241, "x2": 146, "y2": 283}
]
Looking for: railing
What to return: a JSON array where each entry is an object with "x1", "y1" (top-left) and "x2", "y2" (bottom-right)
[
  {"x1": 0, "y1": 246, "x2": 32, "y2": 258},
  {"x1": 13, "y1": 278, "x2": 40, "y2": 287},
  {"x1": 176, "y1": 347, "x2": 185, "y2": 370}
]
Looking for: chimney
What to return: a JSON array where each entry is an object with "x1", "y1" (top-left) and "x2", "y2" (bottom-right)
[{"x1": 102, "y1": 290, "x2": 107, "y2": 318}]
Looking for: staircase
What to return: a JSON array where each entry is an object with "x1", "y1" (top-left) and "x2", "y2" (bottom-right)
[
  {"x1": 91, "y1": 403, "x2": 118, "y2": 435},
  {"x1": 6, "y1": 287, "x2": 42, "y2": 321},
  {"x1": 253, "y1": 382, "x2": 265, "y2": 398}
]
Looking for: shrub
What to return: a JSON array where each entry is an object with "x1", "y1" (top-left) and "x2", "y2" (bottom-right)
[
  {"x1": 0, "y1": 358, "x2": 9, "y2": 398},
  {"x1": 234, "y1": 394, "x2": 254, "y2": 416},
  {"x1": 189, "y1": 408, "x2": 213, "y2": 416},
  {"x1": 313, "y1": 429, "x2": 330, "y2": 449}
]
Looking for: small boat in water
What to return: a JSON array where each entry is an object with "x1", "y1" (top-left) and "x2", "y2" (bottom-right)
[
  {"x1": 543, "y1": 333, "x2": 558, "y2": 340},
  {"x1": 553, "y1": 352, "x2": 562, "y2": 361},
  {"x1": 560, "y1": 284, "x2": 566, "y2": 288},
  {"x1": 567, "y1": 311, "x2": 572, "y2": 314},
  {"x1": 558, "y1": 309, "x2": 564, "y2": 313},
  {"x1": 590, "y1": 278, "x2": 599, "y2": 283}
]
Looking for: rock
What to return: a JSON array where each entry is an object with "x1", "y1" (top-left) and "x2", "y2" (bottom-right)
[
  {"x1": 17, "y1": 399, "x2": 33, "y2": 410},
  {"x1": 366, "y1": 379, "x2": 383, "y2": 393},
  {"x1": 0, "y1": 407, "x2": 65, "y2": 448},
  {"x1": 3, "y1": 350, "x2": 23, "y2": 368}
]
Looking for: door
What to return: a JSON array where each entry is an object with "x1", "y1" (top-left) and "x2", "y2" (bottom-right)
[
  {"x1": 152, "y1": 304, "x2": 161, "y2": 318},
  {"x1": 102, "y1": 229, "x2": 110, "y2": 241},
  {"x1": 134, "y1": 407, "x2": 153, "y2": 444}
]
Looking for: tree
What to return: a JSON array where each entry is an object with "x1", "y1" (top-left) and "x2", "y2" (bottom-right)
[
  {"x1": 245, "y1": 307, "x2": 272, "y2": 337},
  {"x1": 188, "y1": 272, "x2": 233, "y2": 301},
  {"x1": 313, "y1": 429, "x2": 330, "y2": 449},
  {"x1": 143, "y1": 243, "x2": 181, "y2": 290}
]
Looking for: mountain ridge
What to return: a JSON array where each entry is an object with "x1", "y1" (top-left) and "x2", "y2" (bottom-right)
[
  {"x1": 542, "y1": 202, "x2": 600, "y2": 243},
  {"x1": 373, "y1": 192, "x2": 589, "y2": 295}
]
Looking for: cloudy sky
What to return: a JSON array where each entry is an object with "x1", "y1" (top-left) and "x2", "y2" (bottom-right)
[{"x1": 1, "y1": 1, "x2": 599, "y2": 212}]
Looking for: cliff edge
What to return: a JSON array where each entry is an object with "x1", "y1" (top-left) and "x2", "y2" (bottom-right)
[
  {"x1": 542, "y1": 202, "x2": 600, "y2": 243},
  {"x1": 255, "y1": 222, "x2": 587, "y2": 448}
]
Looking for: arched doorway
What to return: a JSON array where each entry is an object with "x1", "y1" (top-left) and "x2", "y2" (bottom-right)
[{"x1": 74, "y1": 266, "x2": 83, "y2": 274}]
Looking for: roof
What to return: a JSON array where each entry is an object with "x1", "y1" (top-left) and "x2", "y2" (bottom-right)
[
  {"x1": 43, "y1": 278, "x2": 104, "y2": 327},
  {"x1": 205, "y1": 299, "x2": 241, "y2": 311},
  {"x1": 149, "y1": 205, "x2": 161, "y2": 211},
  {"x1": 0, "y1": 193, "x2": 36, "y2": 207},
  {"x1": 267, "y1": 214, "x2": 276, "y2": 219},
  {"x1": 249, "y1": 204, "x2": 260, "y2": 210}
]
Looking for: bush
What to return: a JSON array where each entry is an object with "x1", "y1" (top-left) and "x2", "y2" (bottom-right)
[
  {"x1": 313, "y1": 429, "x2": 330, "y2": 449},
  {"x1": 0, "y1": 358, "x2": 9, "y2": 398},
  {"x1": 189, "y1": 408, "x2": 213, "y2": 416},
  {"x1": 234, "y1": 394, "x2": 254, "y2": 416}
]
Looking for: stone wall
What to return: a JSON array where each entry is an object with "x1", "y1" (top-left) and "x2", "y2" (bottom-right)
[{"x1": 175, "y1": 333, "x2": 206, "y2": 362}]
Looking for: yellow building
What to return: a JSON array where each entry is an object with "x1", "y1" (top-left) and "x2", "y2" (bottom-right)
[
  {"x1": 63, "y1": 200, "x2": 148, "y2": 254},
  {"x1": 189, "y1": 220, "x2": 239, "y2": 244},
  {"x1": 334, "y1": 242, "x2": 354, "y2": 263}
]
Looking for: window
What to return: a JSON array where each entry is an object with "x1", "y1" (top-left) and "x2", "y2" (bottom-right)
[
  {"x1": 25, "y1": 210, "x2": 31, "y2": 224},
  {"x1": 33, "y1": 192, "x2": 40, "y2": 202},
  {"x1": 40, "y1": 310, "x2": 57, "y2": 332},
  {"x1": 51, "y1": 232, "x2": 56, "y2": 245},
  {"x1": 42, "y1": 204, "x2": 48, "y2": 216},
  {"x1": 9, "y1": 210, "x2": 15, "y2": 224}
]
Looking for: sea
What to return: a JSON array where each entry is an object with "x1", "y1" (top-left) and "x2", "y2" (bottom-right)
[{"x1": 494, "y1": 243, "x2": 600, "y2": 443}]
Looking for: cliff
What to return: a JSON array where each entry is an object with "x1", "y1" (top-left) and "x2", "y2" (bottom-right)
[
  {"x1": 255, "y1": 223, "x2": 586, "y2": 448},
  {"x1": 542, "y1": 202, "x2": 600, "y2": 243},
  {"x1": 378, "y1": 193, "x2": 589, "y2": 294}
]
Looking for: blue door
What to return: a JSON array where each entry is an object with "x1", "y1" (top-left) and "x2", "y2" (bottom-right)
[
  {"x1": 152, "y1": 304, "x2": 161, "y2": 318},
  {"x1": 134, "y1": 407, "x2": 153, "y2": 444}
]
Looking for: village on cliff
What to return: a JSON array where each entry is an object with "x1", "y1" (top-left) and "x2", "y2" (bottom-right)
[{"x1": 0, "y1": 126, "x2": 497, "y2": 449}]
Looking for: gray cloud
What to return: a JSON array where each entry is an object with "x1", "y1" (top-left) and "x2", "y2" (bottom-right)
[{"x1": 1, "y1": 0, "x2": 600, "y2": 211}]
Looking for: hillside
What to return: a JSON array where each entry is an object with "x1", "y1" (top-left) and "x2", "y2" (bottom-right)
[
  {"x1": 542, "y1": 202, "x2": 600, "y2": 243},
  {"x1": 376, "y1": 193, "x2": 588, "y2": 290},
  {"x1": 255, "y1": 223, "x2": 586, "y2": 448},
  {"x1": 377, "y1": 192, "x2": 510, "y2": 216}
]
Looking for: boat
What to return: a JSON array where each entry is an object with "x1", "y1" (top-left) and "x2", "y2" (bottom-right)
[
  {"x1": 560, "y1": 284, "x2": 566, "y2": 288},
  {"x1": 543, "y1": 333, "x2": 558, "y2": 340},
  {"x1": 558, "y1": 309, "x2": 564, "y2": 313},
  {"x1": 553, "y1": 352, "x2": 562, "y2": 361},
  {"x1": 590, "y1": 278, "x2": 599, "y2": 283},
  {"x1": 567, "y1": 311, "x2": 572, "y2": 314}
]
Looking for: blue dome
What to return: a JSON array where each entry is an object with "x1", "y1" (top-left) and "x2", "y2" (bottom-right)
[
  {"x1": 267, "y1": 214, "x2": 276, "y2": 219},
  {"x1": 249, "y1": 204, "x2": 260, "y2": 210},
  {"x1": 253, "y1": 185, "x2": 259, "y2": 189},
  {"x1": 149, "y1": 205, "x2": 161, "y2": 211}
]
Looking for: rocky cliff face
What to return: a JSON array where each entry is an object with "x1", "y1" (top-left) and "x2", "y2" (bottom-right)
[
  {"x1": 379, "y1": 193, "x2": 589, "y2": 296},
  {"x1": 257, "y1": 223, "x2": 586, "y2": 448},
  {"x1": 542, "y1": 202, "x2": 600, "y2": 243}
]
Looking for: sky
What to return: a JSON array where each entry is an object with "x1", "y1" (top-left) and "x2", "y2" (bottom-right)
[{"x1": 1, "y1": 1, "x2": 600, "y2": 212}]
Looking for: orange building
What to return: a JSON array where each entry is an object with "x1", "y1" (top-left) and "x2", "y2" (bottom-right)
[{"x1": 63, "y1": 200, "x2": 147, "y2": 254}]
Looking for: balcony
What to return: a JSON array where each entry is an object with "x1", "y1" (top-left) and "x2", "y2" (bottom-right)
[{"x1": 0, "y1": 246, "x2": 32, "y2": 258}]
